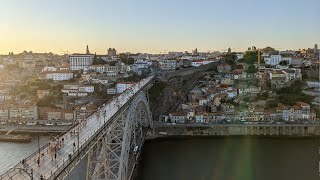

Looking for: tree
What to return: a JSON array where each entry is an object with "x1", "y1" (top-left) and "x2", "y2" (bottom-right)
[
  {"x1": 279, "y1": 61, "x2": 288, "y2": 66},
  {"x1": 127, "y1": 57, "x2": 135, "y2": 65},
  {"x1": 92, "y1": 56, "x2": 107, "y2": 65},
  {"x1": 276, "y1": 81, "x2": 313, "y2": 105},
  {"x1": 108, "y1": 61, "x2": 116, "y2": 66},
  {"x1": 243, "y1": 51, "x2": 261, "y2": 64},
  {"x1": 119, "y1": 53, "x2": 128, "y2": 60},
  {"x1": 246, "y1": 64, "x2": 257, "y2": 73},
  {"x1": 222, "y1": 53, "x2": 237, "y2": 69},
  {"x1": 119, "y1": 55, "x2": 135, "y2": 65}
]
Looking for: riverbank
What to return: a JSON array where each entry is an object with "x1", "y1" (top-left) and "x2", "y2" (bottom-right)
[
  {"x1": 146, "y1": 134, "x2": 320, "y2": 142},
  {"x1": 149, "y1": 124, "x2": 320, "y2": 138}
]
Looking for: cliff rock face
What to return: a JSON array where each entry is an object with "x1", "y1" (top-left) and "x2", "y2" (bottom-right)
[{"x1": 149, "y1": 73, "x2": 199, "y2": 121}]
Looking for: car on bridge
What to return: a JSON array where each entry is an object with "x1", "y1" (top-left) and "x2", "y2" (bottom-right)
[
  {"x1": 133, "y1": 145, "x2": 139, "y2": 155},
  {"x1": 26, "y1": 122, "x2": 37, "y2": 126}
]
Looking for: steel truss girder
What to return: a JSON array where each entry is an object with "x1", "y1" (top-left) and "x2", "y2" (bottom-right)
[{"x1": 87, "y1": 91, "x2": 151, "y2": 180}]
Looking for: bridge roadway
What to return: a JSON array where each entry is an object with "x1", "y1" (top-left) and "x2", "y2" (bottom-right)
[{"x1": 0, "y1": 76, "x2": 154, "y2": 180}]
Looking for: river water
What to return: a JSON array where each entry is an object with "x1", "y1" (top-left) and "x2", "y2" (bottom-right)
[
  {"x1": 135, "y1": 137, "x2": 320, "y2": 180},
  {"x1": 0, "y1": 136, "x2": 49, "y2": 175},
  {"x1": 0, "y1": 136, "x2": 319, "y2": 180}
]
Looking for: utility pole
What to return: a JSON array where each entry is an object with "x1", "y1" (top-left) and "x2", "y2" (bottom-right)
[
  {"x1": 258, "y1": 48, "x2": 260, "y2": 63},
  {"x1": 77, "y1": 119, "x2": 81, "y2": 155},
  {"x1": 38, "y1": 134, "x2": 40, "y2": 157}
]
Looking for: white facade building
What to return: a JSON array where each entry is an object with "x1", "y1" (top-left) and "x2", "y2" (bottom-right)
[
  {"x1": 191, "y1": 60, "x2": 204, "y2": 67},
  {"x1": 158, "y1": 60, "x2": 177, "y2": 70},
  {"x1": 236, "y1": 53, "x2": 244, "y2": 61},
  {"x1": 42, "y1": 66, "x2": 57, "y2": 72},
  {"x1": 264, "y1": 55, "x2": 282, "y2": 65},
  {"x1": 132, "y1": 59, "x2": 151, "y2": 74},
  {"x1": 69, "y1": 54, "x2": 95, "y2": 70},
  {"x1": 45, "y1": 70, "x2": 74, "y2": 81},
  {"x1": 89, "y1": 65, "x2": 105, "y2": 73},
  {"x1": 62, "y1": 84, "x2": 94, "y2": 93},
  {"x1": 203, "y1": 59, "x2": 215, "y2": 65},
  {"x1": 104, "y1": 64, "x2": 119, "y2": 74},
  {"x1": 79, "y1": 85, "x2": 94, "y2": 93},
  {"x1": 116, "y1": 82, "x2": 135, "y2": 93}
]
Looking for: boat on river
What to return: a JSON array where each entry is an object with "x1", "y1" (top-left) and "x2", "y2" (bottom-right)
[
  {"x1": 0, "y1": 128, "x2": 32, "y2": 142},
  {"x1": 0, "y1": 134, "x2": 32, "y2": 142}
]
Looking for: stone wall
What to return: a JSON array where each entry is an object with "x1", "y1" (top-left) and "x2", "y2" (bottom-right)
[{"x1": 149, "y1": 125, "x2": 320, "y2": 138}]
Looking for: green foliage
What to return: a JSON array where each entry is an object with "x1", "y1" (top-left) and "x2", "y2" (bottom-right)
[
  {"x1": 279, "y1": 61, "x2": 288, "y2": 66},
  {"x1": 127, "y1": 57, "x2": 135, "y2": 65},
  {"x1": 120, "y1": 57, "x2": 134, "y2": 65},
  {"x1": 267, "y1": 99, "x2": 279, "y2": 108},
  {"x1": 92, "y1": 56, "x2": 107, "y2": 65},
  {"x1": 243, "y1": 51, "x2": 260, "y2": 64},
  {"x1": 243, "y1": 97, "x2": 251, "y2": 102},
  {"x1": 226, "y1": 98, "x2": 239, "y2": 106},
  {"x1": 119, "y1": 53, "x2": 127, "y2": 60},
  {"x1": 276, "y1": 81, "x2": 302, "y2": 94},
  {"x1": 149, "y1": 81, "x2": 167, "y2": 103},
  {"x1": 118, "y1": 74, "x2": 147, "y2": 82},
  {"x1": 108, "y1": 61, "x2": 117, "y2": 66},
  {"x1": 119, "y1": 54, "x2": 134, "y2": 65},
  {"x1": 276, "y1": 81, "x2": 313, "y2": 105},
  {"x1": 314, "y1": 109, "x2": 320, "y2": 118},
  {"x1": 237, "y1": 58, "x2": 245, "y2": 63},
  {"x1": 246, "y1": 64, "x2": 257, "y2": 73},
  {"x1": 222, "y1": 53, "x2": 237, "y2": 69}
]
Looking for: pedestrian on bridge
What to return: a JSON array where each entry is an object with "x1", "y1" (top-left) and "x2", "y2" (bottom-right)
[{"x1": 37, "y1": 157, "x2": 40, "y2": 167}]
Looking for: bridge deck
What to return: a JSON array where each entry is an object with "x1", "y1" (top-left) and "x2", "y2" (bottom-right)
[{"x1": 0, "y1": 76, "x2": 153, "y2": 180}]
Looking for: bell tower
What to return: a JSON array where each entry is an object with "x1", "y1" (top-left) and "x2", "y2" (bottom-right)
[{"x1": 86, "y1": 45, "x2": 90, "y2": 54}]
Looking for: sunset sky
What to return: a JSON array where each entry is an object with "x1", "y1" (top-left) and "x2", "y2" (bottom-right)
[{"x1": 0, "y1": 0, "x2": 319, "y2": 54}]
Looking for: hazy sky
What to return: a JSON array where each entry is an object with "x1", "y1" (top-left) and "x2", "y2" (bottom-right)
[{"x1": 0, "y1": 0, "x2": 319, "y2": 54}]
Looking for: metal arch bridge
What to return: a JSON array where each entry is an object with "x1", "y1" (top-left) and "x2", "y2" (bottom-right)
[{"x1": 0, "y1": 76, "x2": 154, "y2": 180}]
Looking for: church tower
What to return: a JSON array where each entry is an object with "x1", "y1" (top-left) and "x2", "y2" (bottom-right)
[{"x1": 86, "y1": 45, "x2": 90, "y2": 54}]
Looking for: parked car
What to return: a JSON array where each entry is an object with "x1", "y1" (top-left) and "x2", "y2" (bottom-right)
[
  {"x1": 45, "y1": 122, "x2": 54, "y2": 126},
  {"x1": 26, "y1": 122, "x2": 37, "y2": 126}
]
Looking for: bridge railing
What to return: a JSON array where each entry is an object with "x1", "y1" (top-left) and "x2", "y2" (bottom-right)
[{"x1": 48, "y1": 76, "x2": 154, "y2": 179}]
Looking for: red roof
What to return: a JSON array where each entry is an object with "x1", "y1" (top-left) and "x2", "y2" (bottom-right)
[
  {"x1": 118, "y1": 82, "x2": 135, "y2": 84},
  {"x1": 169, "y1": 112, "x2": 188, "y2": 116}
]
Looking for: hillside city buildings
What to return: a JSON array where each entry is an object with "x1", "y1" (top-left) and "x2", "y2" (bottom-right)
[{"x1": 0, "y1": 44, "x2": 319, "y2": 125}]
